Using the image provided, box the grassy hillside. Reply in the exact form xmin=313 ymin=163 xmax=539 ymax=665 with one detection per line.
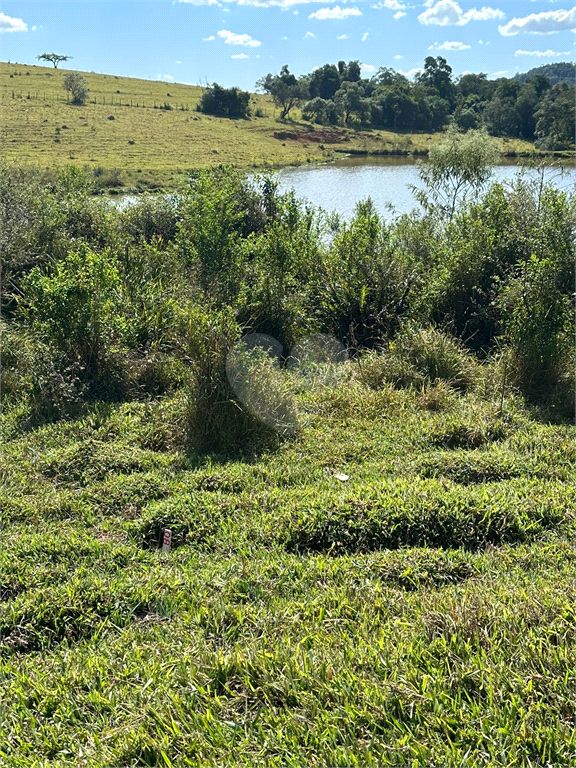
xmin=0 ymin=62 xmax=537 ymax=192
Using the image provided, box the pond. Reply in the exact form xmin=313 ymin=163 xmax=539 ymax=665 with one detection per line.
xmin=276 ymin=156 xmax=576 ymax=220
xmin=113 ymin=157 xmax=575 ymax=219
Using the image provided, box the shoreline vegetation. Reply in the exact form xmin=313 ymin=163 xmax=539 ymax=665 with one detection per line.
xmin=1 ymin=61 xmax=573 ymax=195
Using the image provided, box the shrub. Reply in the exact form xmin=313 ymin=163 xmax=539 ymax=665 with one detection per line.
xmin=179 ymin=307 xmax=290 ymax=455
xmin=357 ymin=326 xmax=479 ymax=391
xmin=120 ymin=195 xmax=181 ymax=244
xmin=63 ymin=73 xmax=89 ymax=105
xmin=21 ymin=246 xmax=127 ymax=393
xmin=197 ymin=83 xmax=251 ymax=119
xmin=0 ymin=322 xmax=85 ymax=420
xmin=311 ymin=200 xmax=419 ymax=348
xmin=500 ymin=255 xmax=573 ymax=400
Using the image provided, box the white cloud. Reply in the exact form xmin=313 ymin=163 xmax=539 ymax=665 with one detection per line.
xmin=393 ymin=11 xmax=406 ymax=18
xmin=176 ymin=60 xmax=182 ymax=64
xmin=399 ymin=67 xmax=425 ymax=78
xmin=203 ymin=35 xmax=216 ymax=40
xmin=361 ymin=63 xmax=377 ymax=73
xmin=309 ymin=5 xmax=362 ymax=19
xmin=428 ymin=40 xmax=471 ymax=49
xmin=156 ymin=74 xmax=174 ymax=81
xmin=180 ymin=0 xmax=351 ymax=5
xmin=281 ymin=35 xmax=288 ymax=38
xmin=336 ymin=33 xmax=349 ymax=38
xmin=232 ymin=53 xmax=249 ymax=58
xmin=492 ymin=69 xmax=508 ymax=75
xmin=217 ymin=29 xmax=261 ymax=46
xmin=515 ymin=48 xmax=573 ymax=56
xmin=418 ymin=1 xmax=504 ymax=26
xmin=394 ymin=54 xmax=403 ymax=58
xmin=499 ymin=7 xmax=576 ymax=36
xmin=372 ymin=0 xmax=405 ymax=9
xmin=0 ymin=12 xmax=28 ymax=33
xmin=362 ymin=31 xmax=369 ymax=40
xmin=304 ymin=30 xmax=316 ymax=36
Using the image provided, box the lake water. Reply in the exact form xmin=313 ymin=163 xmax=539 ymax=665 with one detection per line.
xmin=114 ymin=158 xmax=575 ymax=219
xmin=276 ymin=157 xmax=576 ymax=220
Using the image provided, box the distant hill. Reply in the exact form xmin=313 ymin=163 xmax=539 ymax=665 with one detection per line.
xmin=515 ymin=62 xmax=575 ymax=86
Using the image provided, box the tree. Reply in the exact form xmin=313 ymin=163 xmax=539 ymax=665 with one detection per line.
xmin=63 ymin=73 xmax=89 ymax=105
xmin=484 ymin=96 xmax=520 ymax=138
xmin=335 ymin=81 xmax=371 ymax=124
xmin=37 ymin=53 xmax=71 ymax=69
xmin=534 ymin=83 xmax=576 ymax=149
xmin=416 ymin=126 xmax=499 ymax=219
xmin=308 ymin=64 xmax=341 ymax=100
xmin=302 ymin=97 xmax=329 ymax=123
xmin=417 ymin=56 xmax=455 ymax=107
xmin=373 ymin=67 xmax=408 ymax=88
xmin=346 ymin=60 xmax=362 ymax=83
xmin=256 ymin=66 xmax=309 ymax=119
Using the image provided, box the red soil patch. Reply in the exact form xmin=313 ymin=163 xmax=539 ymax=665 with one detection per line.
xmin=273 ymin=130 xmax=346 ymax=144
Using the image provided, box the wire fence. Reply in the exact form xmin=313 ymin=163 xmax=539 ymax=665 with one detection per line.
xmin=5 ymin=90 xmax=195 ymax=111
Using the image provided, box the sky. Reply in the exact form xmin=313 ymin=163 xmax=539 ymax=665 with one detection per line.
xmin=0 ymin=1 xmax=574 ymax=89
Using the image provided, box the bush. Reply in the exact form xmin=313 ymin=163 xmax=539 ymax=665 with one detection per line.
xmin=179 ymin=307 xmax=291 ymax=455
xmin=500 ymin=255 xmax=573 ymax=400
xmin=120 ymin=195 xmax=181 ymax=244
xmin=310 ymin=200 xmax=419 ymax=348
xmin=197 ymin=83 xmax=251 ymax=119
xmin=21 ymin=246 xmax=127 ymax=391
xmin=63 ymin=73 xmax=89 ymax=105
xmin=357 ymin=326 xmax=479 ymax=391
xmin=0 ymin=322 xmax=85 ymax=420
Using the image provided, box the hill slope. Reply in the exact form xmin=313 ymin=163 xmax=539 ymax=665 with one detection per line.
xmin=1 ymin=63 xmax=536 ymax=192
xmin=515 ymin=61 xmax=575 ymax=85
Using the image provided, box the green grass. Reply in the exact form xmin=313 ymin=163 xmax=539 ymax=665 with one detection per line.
xmin=2 ymin=374 xmax=574 ymax=766
xmin=0 ymin=62 xmax=540 ymax=193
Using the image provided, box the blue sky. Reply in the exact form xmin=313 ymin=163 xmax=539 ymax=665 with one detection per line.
xmin=0 ymin=1 xmax=574 ymax=89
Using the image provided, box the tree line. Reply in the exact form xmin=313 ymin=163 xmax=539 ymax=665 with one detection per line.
xmin=198 ymin=57 xmax=575 ymax=150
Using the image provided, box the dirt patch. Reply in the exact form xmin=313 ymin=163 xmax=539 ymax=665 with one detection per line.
xmin=273 ymin=130 xmax=345 ymax=144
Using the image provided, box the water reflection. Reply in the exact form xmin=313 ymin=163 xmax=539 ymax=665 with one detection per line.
xmin=276 ymin=158 xmax=575 ymax=220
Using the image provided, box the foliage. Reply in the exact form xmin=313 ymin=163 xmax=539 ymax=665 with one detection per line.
xmin=500 ymin=254 xmax=573 ymax=398
xmin=534 ymin=83 xmax=576 ymax=150
xmin=257 ymin=65 xmax=309 ymax=119
xmin=63 ymin=72 xmax=89 ymax=105
xmin=21 ymin=246 xmax=126 ymax=385
xmin=417 ymin=126 xmax=499 ymax=218
xmin=197 ymin=83 xmax=251 ymax=119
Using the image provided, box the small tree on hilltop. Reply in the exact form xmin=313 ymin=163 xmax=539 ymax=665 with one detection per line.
xmin=63 ymin=73 xmax=89 ymax=105
xmin=37 ymin=53 xmax=72 ymax=69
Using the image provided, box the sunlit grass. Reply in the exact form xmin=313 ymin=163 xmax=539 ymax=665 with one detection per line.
xmin=2 ymin=377 xmax=574 ymax=766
